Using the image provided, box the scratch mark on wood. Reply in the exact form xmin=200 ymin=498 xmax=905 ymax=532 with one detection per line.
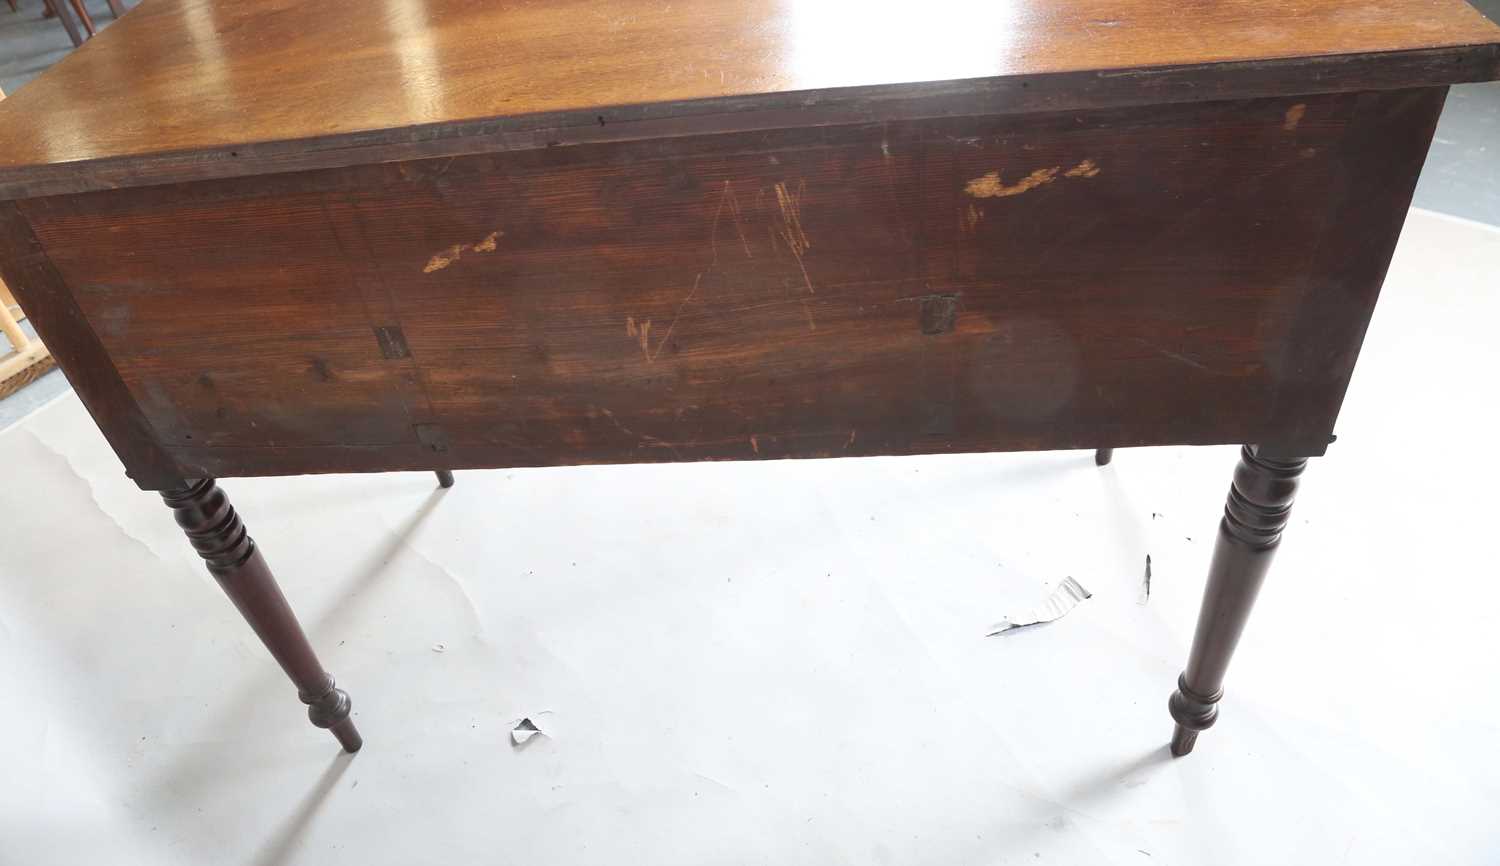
xmin=423 ymin=230 xmax=503 ymax=273
xmin=598 ymin=406 xmax=682 ymax=458
xmin=719 ymin=180 xmax=753 ymax=259
xmin=750 ymin=435 xmax=759 ymax=455
xmin=801 ymin=298 xmax=817 ymax=331
xmin=774 ymin=180 xmax=811 ymax=258
xmin=629 ymin=177 xmax=768 ymax=363
xmin=626 ymin=315 xmax=653 ymax=362
xmin=1064 ymin=159 xmax=1102 ymax=178
xmin=647 ymin=272 xmax=703 ymax=363
xmin=774 ymin=180 xmax=815 ymax=295
xmin=845 ymin=430 xmax=857 ymax=450
xmin=963 ymin=203 xmax=984 ymax=234
xmin=1132 ymin=337 xmax=1212 ymax=372
xmin=374 ymin=325 xmax=412 ymax=359
xmin=1283 ymin=103 xmax=1307 ymax=131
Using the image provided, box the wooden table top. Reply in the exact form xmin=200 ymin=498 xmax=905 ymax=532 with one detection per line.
xmin=0 ymin=0 xmax=1497 ymax=197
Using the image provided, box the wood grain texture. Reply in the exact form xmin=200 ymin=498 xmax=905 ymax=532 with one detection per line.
xmin=0 ymin=0 xmax=1494 ymax=197
xmin=7 ymin=88 xmax=1444 ymax=487
xmin=0 ymin=202 xmax=180 ymax=485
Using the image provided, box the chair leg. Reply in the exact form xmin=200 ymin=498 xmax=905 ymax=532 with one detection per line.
xmin=67 ymin=0 xmax=95 ymax=36
xmin=106 ymin=0 xmax=127 ymax=17
xmin=43 ymin=0 xmax=85 ymax=46
xmin=435 ymin=470 xmax=455 ymax=488
xmin=161 ymin=478 xmax=362 ymax=752
xmin=1168 ymin=445 xmax=1308 ymax=756
xmin=6 ymin=0 xmax=19 ymax=14
xmin=1094 ymin=448 xmax=1114 ymax=466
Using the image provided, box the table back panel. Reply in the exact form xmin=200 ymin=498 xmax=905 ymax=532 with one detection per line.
xmin=0 ymin=88 xmax=1444 ymax=487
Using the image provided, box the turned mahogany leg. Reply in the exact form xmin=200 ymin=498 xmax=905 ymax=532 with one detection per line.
xmin=1094 ymin=448 xmax=1114 ymax=466
xmin=1169 ymin=445 xmax=1307 ymax=756
xmin=161 ymin=478 xmax=362 ymax=752
xmin=435 ymin=470 xmax=455 ymax=488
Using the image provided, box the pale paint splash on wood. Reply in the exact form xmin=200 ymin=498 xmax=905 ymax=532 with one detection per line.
xmin=423 ymin=230 xmax=502 ymax=273
xmin=965 ymin=160 xmax=1101 ymax=198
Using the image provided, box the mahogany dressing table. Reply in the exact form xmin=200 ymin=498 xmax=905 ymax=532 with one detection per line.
xmin=1 ymin=0 xmax=1497 ymax=758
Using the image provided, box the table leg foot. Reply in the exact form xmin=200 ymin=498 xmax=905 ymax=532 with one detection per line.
xmin=1094 ymin=448 xmax=1114 ymax=466
xmin=1168 ymin=445 xmax=1307 ymax=755
xmin=1169 ymin=724 xmax=1198 ymax=757
xmin=435 ymin=470 xmax=455 ymax=488
xmin=160 ymin=478 xmax=362 ymax=752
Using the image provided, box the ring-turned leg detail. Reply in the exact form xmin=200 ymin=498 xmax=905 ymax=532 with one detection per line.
xmin=1095 ymin=448 xmax=1114 ymax=466
xmin=1169 ymin=445 xmax=1307 ymax=756
xmin=299 ymin=673 xmax=360 ymax=749
xmin=160 ymin=478 xmax=363 ymax=752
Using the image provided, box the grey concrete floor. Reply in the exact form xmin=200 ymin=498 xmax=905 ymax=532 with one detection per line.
xmin=1 ymin=0 xmax=1498 ymax=427
xmin=1417 ymin=0 xmax=1500 ymax=224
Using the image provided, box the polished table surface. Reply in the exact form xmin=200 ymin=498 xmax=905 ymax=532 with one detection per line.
xmin=0 ymin=0 xmax=1498 ymax=196
xmin=0 ymin=0 xmax=1497 ymax=759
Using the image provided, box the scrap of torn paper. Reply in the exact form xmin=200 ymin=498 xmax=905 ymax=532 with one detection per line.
xmin=986 ymin=576 xmax=1093 ymax=636
xmin=511 ymin=717 xmax=544 ymax=746
xmin=510 ymin=711 xmax=558 ymax=747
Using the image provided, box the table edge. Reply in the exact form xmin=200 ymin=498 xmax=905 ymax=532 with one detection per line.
xmin=1 ymin=43 xmax=1496 ymax=201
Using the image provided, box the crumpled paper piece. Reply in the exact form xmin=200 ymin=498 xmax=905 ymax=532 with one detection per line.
xmin=987 ymin=576 xmax=1093 ymax=636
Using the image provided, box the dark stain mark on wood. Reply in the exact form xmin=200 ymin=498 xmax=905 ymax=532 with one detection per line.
xmin=920 ymin=294 xmax=959 ymax=335
xmin=309 ymin=358 xmax=334 ymax=382
xmin=374 ymin=326 xmax=411 ymax=359
xmin=413 ymin=423 xmax=449 ymax=453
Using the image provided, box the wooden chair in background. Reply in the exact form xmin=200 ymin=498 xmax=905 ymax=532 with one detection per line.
xmin=67 ymin=0 xmax=96 ymax=40
xmin=0 ymin=277 xmax=54 ymax=399
xmin=0 ymin=85 xmax=56 ymax=398
xmin=39 ymin=0 xmax=130 ymax=48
